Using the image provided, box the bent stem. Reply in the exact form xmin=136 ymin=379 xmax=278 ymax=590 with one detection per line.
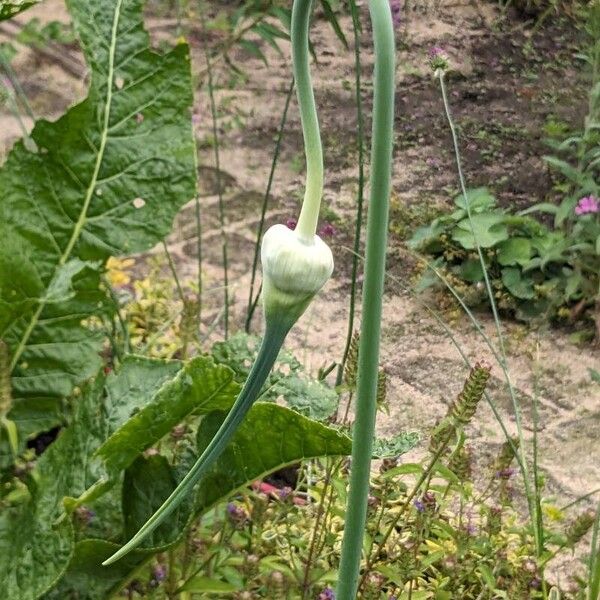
xmin=336 ymin=1 xmax=395 ymax=598
xmin=292 ymin=0 xmax=324 ymax=241
xmin=102 ymin=321 xmax=289 ymax=565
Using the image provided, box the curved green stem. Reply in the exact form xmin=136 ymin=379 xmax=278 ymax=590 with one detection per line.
xmin=102 ymin=321 xmax=289 ymax=565
xmin=292 ymin=0 xmax=323 ymax=241
xmin=336 ymin=1 xmax=395 ymax=597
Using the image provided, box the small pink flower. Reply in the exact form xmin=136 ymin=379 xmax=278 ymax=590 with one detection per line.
xmin=319 ymin=222 xmax=337 ymax=237
xmin=575 ymin=195 xmax=600 ymax=216
xmin=286 ymin=218 xmax=297 ymax=230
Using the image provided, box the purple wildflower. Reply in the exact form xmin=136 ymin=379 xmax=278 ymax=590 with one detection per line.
xmin=413 ymin=499 xmax=425 ymax=513
xmin=152 ymin=565 xmax=167 ymax=582
xmin=496 ymin=467 xmax=515 ymax=480
xmin=575 ymin=195 xmax=599 ymax=216
xmin=428 ymin=46 xmax=450 ymax=72
xmin=319 ymin=222 xmax=337 ymax=237
xmin=278 ymin=486 xmax=292 ymax=500
xmin=389 ymin=0 xmax=401 ymax=28
xmin=318 ymin=587 xmax=336 ymax=600
xmin=226 ymin=502 xmax=249 ymax=524
xmin=286 ymin=217 xmax=297 ymax=231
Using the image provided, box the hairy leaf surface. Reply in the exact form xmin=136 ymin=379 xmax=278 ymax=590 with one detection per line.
xmin=0 ymin=0 xmax=196 ymax=445
xmin=96 ymin=356 xmax=241 ymax=473
xmin=194 ymin=403 xmax=352 ymax=514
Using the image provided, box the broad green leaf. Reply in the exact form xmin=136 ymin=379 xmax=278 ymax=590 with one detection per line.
xmin=211 ymin=332 xmax=337 ymax=420
xmin=459 ymin=258 xmax=484 ymax=282
xmin=193 ymin=403 xmax=352 ymax=515
xmin=270 ymin=375 xmax=338 ymax=420
xmin=44 ymin=539 xmax=157 ymax=600
xmin=372 ymin=431 xmax=420 ymax=458
xmin=96 ymin=356 xmax=241 ymax=474
xmin=453 ymin=187 xmax=496 ymax=212
xmin=123 ymin=455 xmax=194 ymax=548
xmin=45 ymin=371 xmax=352 ymax=598
xmin=0 ymin=356 xmax=180 ymax=600
xmin=452 ymin=214 xmax=509 ymax=249
xmin=497 ymin=238 xmax=532 ymax=266
xmin=0 ymin=0 xmax=39 ymax=20
xmin=501 ymin=267 xmax=535 ymax=300
xmin=0 ymin=0 xmax=196 ymax=444
xmin=179 ymin=576 xmax=242 ymax=593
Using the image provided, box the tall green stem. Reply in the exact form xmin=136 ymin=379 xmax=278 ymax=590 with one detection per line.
xmin=336 ymin=1 xmax=395 ymax=597
xmin=336 ymin=0 xmax=365 ymax=387
xmin=103 ymin=320 xmax=289 ymax=565
xmin=292 ymin=0 xmax=324 ymax=241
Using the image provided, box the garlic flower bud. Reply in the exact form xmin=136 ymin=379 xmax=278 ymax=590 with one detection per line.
xmin=261 ymin=224 xmax=333 ymax=328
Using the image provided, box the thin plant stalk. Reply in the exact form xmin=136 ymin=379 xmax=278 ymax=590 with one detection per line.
xmin=0 ymin=77 xmax=33 ymax=145
xmin=195 ymin=192 xmax=202 ymax=331
xmin=589 ymin=502 xmax=600 ymax=600
xmin=102 ymin=275 xmax=131 ymax=356
xmin=103 ymin=320 xmax=290 ymax=565
xmin=336 ymin=1 xmax=395 ymax=597
xmin=0 ymin=52 xmax=35 ymax=121
xmin=437 ymin=71 xmax=540 ymax=553
xmin=162 ymin=241 xmax=186 ymax=304
xmin=204 ymin=33 xmax=230 ymax=338
xmin=245 ymin=78 xmax=295 ymax=333
xmin=336 ymin=0 xmax=366 ymax=387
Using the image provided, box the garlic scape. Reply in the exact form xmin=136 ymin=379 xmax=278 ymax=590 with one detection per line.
xmin=103 ymin=0 xmax=331 ymax=566
xmin=262 ymin=224 xmax=333 ymax=329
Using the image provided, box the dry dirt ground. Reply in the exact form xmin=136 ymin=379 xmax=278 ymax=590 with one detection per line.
xmin=1 ymin=0 xmax=599 ymax=580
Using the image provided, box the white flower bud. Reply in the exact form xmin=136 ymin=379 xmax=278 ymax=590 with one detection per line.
xmin=261 ymin=224 xmax=333 ymax=327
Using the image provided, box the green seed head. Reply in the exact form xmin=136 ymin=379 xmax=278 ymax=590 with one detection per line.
xmin=261 ymin=224 xmax=333 ymax=328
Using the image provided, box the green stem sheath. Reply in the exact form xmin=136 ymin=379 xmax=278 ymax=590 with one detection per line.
xmin=336 ymin=1 xmax=395 ymax=597
xmin=292 ymin=0 xmax=324 ymax=241
xmin=102 ymin=320 xmax=289 ymax=565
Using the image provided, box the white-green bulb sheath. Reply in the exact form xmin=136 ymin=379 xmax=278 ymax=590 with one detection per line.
xmin=292 ymin=0 xmax=324 ymax=242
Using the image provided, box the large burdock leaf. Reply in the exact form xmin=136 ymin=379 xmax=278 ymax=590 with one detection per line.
xmin=96 ymin=356 xmax=241 ymax=474
xmin=0 ymin=356 xmax=181 ymax=600
xmin=47 ymin=394 xmax=354 ymax=598
xmin=0 ymin=0 xmax=196 ymax=447
xmin=194 ymin=403 xmax=352 ymax=514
